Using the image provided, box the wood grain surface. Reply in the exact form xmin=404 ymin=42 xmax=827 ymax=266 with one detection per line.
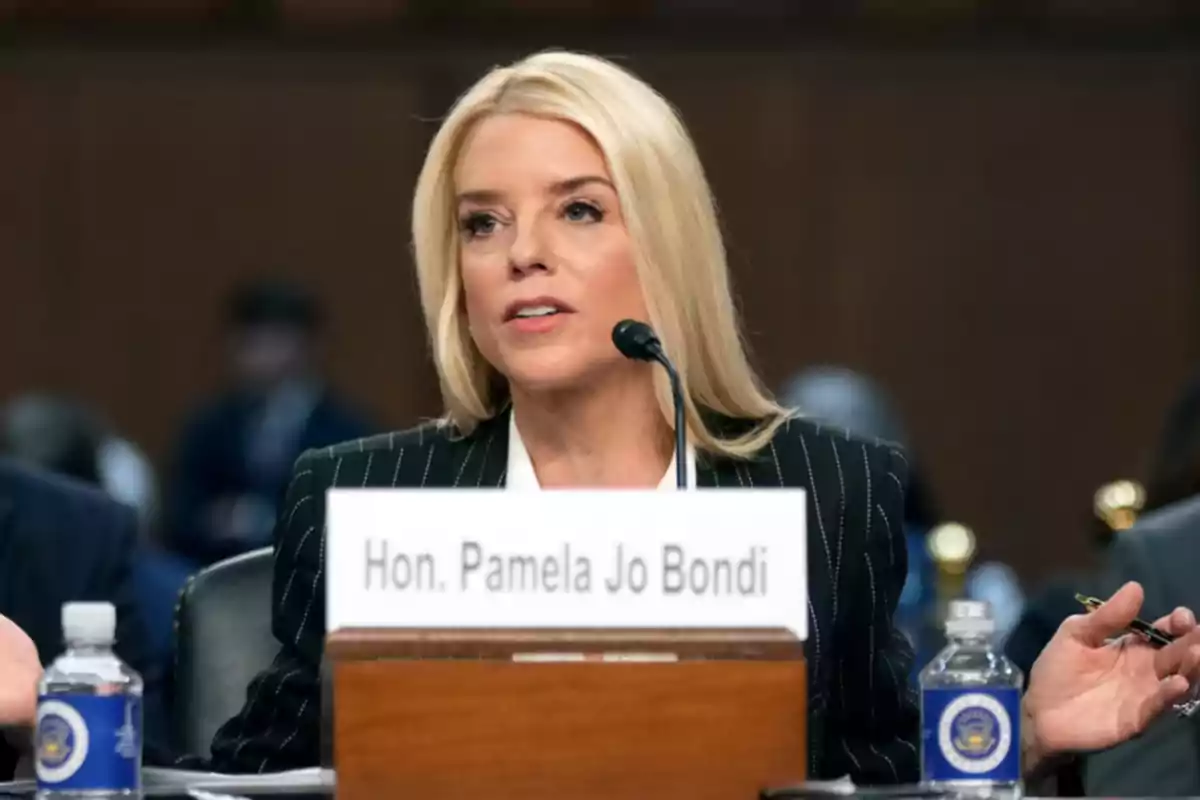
xmin=329 ymin=628 xmax=808 ymax=799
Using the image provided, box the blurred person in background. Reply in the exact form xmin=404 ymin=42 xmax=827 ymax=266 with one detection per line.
xmin=1 ymin=394 xmax=104 ymax=486
xmin=165 ymin=279 xmax=373 ymax=567
xmin=3 ymin=393 xmax=160 ymax=536
xmin=0 ymin=456 xmax=163 ymax=779
xmin=1 ymin=393 xmax=187 ymax=714
xmin=781 ymin=366 xmax=1025 ymax=673
xmin=98 ymin=435 xmax=160 ymax=538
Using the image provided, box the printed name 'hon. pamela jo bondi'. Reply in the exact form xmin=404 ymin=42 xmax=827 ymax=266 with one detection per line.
xmin=361 ymin=538 xmax=769 ymax=596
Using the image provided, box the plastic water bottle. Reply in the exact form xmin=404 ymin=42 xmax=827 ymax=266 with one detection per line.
xmin=920 ymin=599 xmax=1023 ymax=795
xmin=35 ymin=602 xmax=142 ymax=799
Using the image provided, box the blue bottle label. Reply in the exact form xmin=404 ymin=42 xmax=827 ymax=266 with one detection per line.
xmin=921 ymin=687 xmax=1020 ymax=782
xmin=35 ymin=694 xmax=141 ymax=791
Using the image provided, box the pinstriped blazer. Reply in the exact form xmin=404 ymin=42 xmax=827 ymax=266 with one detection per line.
xmin=194 ymin=409 xmax=919 ymax=783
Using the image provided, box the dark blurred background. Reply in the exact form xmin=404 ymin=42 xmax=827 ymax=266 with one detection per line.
xmin=3 ymin=0 xmax=1199 ymax=588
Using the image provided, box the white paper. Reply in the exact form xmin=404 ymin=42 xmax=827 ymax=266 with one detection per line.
xmin=0 ymin=768 xmax=332 ymax=797
xmin=144 ymin=766 xmax=333 ymax=792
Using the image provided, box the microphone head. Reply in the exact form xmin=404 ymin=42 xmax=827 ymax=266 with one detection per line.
xmin=611 ymin=319 xmax=661 ymax=361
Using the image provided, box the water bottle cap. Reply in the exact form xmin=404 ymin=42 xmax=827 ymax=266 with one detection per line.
xmin=62 ymin=602 xmax=116 ymax=645
xmin=945 ymin=599 xmax=995 ymax=636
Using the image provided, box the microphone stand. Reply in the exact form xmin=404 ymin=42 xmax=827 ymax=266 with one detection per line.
xmin=648 ymin=344 xmax=688 ymax=490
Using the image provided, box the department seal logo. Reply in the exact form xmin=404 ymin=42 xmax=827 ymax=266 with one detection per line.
xmin=35 ymin=700 xmax=90 ymax=783
xmin=936 ymin=692 xmax=1012 ymax=774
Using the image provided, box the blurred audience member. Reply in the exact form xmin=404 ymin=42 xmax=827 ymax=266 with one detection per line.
xmin=98 ymin=436 xmax=159 ymax=538
xmin=3 ymin=393 xmax=161 ymax=537
xmin=781 ymin=367 xmax=908 ymax=444
xmin=1 ymin=394 xmax=103 ymax=484
xmin=965 ymin=562 xmax=1025 ymax=642
xmin=0 ymin=457 xmax=163 ymax=778
xmin=1 ymin=392 xmax=187 ymax=704
xmin=781 ymin=366 xmax=1024 ymax=671
xmin=1083 ymin=493 xmax=1200 ymax=795
xmin=166 ymin=279 xmax=373 ymax=567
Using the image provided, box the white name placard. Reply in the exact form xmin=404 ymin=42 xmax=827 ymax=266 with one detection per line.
xmin=326 ymin=489 xmax=808 ymax=640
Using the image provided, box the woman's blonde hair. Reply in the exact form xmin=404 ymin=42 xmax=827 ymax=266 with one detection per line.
xmin=412 ymin=50 xmax=789 ymax=458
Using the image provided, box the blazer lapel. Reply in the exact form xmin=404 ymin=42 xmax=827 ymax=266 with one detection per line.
xmin=442 ymin=409 xmax=510 ymax=489
xmin=475 ymin=413 xmax=510 ymax=488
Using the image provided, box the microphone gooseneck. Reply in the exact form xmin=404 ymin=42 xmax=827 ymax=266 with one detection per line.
xmin=611 ymin=319 xmax=687 ymax=489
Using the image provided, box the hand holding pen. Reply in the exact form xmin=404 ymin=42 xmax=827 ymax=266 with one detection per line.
xmin=1022 ymin=581 xmax=1200 ymax=763
xmin=1075 ymin=590 xmax=1200 ymax=717
xmin=1075 ymin=593 xmax=1178 ymax=648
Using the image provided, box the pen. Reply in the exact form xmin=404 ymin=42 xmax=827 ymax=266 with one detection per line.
xmin=1075 ymin=593 xmax=1177 ymax=648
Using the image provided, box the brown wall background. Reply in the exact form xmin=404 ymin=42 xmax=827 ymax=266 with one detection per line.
xmin=1 ymin=41 xmax=1197 ymax=583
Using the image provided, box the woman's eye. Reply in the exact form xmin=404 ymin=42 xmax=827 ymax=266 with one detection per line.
xmin=563 ymin=201 xmax=603 ymax=224
xmin=460 ymin=212 xmax=498 ymax=238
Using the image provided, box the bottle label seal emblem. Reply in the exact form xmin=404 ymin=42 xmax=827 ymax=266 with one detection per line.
xmin=922 ymin=687 xmax=1020 ymax=782
xmin=35 ymin=695 xmax=140 ymax=791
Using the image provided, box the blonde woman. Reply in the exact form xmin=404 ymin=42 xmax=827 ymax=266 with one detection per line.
xmin=3 ymin=50 xmax=1200 ymax=785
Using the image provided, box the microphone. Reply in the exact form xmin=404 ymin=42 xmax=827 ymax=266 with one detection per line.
xmin=611 ymin=319 xmax=688 ymax=489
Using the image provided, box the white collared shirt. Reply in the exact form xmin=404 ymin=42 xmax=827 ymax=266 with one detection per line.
xmin=506 ymin=414 xmax=697 ymax=490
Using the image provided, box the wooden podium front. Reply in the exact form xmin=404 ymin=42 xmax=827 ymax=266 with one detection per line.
xmin=327 ymin=627 xmax=806 ymax=800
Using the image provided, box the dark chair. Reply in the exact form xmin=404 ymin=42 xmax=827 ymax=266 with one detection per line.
xmin=172 ymin=547 xmax=277 ymax=756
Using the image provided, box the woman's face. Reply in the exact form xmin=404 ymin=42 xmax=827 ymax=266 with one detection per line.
xmin=454 ymin=113 xmax=649 ymax=394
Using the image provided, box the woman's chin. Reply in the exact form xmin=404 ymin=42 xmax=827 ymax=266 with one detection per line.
xmin=506 ymin=368 xmax=590 ymax=396
xmin=501 ymin=356 xmax=597 ymax=396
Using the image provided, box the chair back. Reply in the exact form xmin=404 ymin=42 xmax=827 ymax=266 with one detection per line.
xmin=173 ymin=547 xmax=277 ymax=755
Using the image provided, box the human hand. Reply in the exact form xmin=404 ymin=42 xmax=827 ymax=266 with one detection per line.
xmin=0 ymin=614 xmax=41 ymax=728
xmin=1023 ymin=581 xmax=1200 ymax=765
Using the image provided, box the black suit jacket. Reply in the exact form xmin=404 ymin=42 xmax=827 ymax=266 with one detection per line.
xmin=193 ymin=411 xmax=918 ymax=783
xmin=0 ymin=458 xmax=159 ymax=779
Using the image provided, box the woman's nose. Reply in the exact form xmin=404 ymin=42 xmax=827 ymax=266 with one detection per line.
xmin=508 ymin=220 xmax=553 ymax=276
